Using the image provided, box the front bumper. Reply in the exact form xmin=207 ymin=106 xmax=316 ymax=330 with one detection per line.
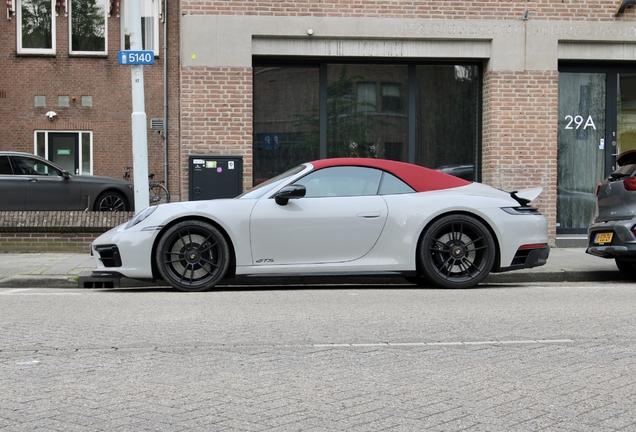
xmin=586 ymin=218 xmax=636 ymax=260
xmin=91 ymin=223 xmax=160 ymax=279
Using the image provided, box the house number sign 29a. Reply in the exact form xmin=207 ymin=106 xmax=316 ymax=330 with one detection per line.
xmin=564 ymin=115 xmax=597 ymax=130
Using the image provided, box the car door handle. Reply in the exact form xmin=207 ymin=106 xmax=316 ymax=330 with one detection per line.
xmin=357 ymin=212 xmax=381 ymax=218
xmin=26 ymin=178 xmax=39 ymax=182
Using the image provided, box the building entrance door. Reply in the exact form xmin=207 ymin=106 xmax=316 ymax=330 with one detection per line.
xmin=557 ymin=72 xmax=607 ymax=234
xmin=558 ymin=66 xmax=636 ymax=234
xmin=48 ymin=133 xmax=79 ymax=174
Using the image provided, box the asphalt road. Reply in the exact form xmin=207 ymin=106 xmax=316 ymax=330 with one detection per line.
xmin=1 ymin=282 xmax=635 ymax=431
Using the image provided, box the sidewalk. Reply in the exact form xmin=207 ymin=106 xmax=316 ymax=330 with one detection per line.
xmin=0 ymin=248 xmax=627 ymax=289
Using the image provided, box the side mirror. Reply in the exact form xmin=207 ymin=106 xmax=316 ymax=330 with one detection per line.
xmin=61 ymin=170 xmax=71 ymax=179
xmin=274 ymin=184 xmax=306 ymax=206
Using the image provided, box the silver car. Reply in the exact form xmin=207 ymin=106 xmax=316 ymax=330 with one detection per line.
xmin=0 ymin=152 xmax=134 ymax=211
xmin=587 ymin=150 xmax=636 ymax=278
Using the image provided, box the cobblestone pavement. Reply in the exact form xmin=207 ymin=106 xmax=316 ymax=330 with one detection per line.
xmin=1 ymin=283 xmax=635 ymax=431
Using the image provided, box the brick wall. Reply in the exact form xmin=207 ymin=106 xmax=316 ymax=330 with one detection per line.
xmin=0 ymin=212 xmax=133 ymax=253
xmin=0 ymin=1 xmax=181 ymax=197
xmin=181 ymin=0 xmax=635 ymax=22
xmin=180 ymin=67 xmax=253 ymax=198
xmin=482 ymin=70 xmax=559 ymax=239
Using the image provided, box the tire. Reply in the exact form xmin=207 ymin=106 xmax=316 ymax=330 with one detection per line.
xmin=149 ymin=183 xmax=170 ymax=206
xmin=95 ymin=191 xmax=129 ymax=212
xmin=156 ymin=220 xmax=230 ymax=292
xmin=418 ymin=214 xmax=495 ymax=289
xmin=615 ymin=259 xmax=636 ymax=281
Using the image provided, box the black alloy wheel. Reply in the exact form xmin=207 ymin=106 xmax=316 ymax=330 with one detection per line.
xmin=615 ymin=259 xmax=636 ymax=281
xmin=95 ymin=192 xmax=128 ymax=212
xmin=419 ymin=214 xmax=495 ymax=289
xmin=156 ymin=220 xmax=230 ymax=292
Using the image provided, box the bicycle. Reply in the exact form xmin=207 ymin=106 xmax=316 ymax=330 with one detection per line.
xmin=123 ymin=166 xmax=170 ymax=206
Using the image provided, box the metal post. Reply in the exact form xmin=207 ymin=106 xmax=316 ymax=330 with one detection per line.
xmin=128 ymin=0 xmax=149 ymax=213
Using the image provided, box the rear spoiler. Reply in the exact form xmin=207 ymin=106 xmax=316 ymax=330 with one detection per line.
xmin=510 ymin=187 xmax=542 ymax=206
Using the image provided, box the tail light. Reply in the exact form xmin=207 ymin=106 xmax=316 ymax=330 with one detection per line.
xmin=624 ymin=176 xmax=636 ymax=191
xmin=518 ymin=243 xmax=548 ymax=250
xmin=595 ymin=183 xmax=601 ymax=196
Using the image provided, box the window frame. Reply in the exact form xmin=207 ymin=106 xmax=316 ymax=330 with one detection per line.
xmin=16 ymin=0 xmax=56 ymax=55
xmin=356 ymin=81 xmax=377 ymax=113
xmin=252 ymin=59 xmax=483 ymax=183
xmin=68 ymin=0 xmax=109 ymax=56
xmin=35 ymin=130 xmax=93 ymax=175
xmin=380 ymin=82 xmax=403 ymax=115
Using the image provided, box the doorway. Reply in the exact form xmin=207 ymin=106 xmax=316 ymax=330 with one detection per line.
xmin=557 ymin=66 xmax=636 ymax=234
xmin=48 ymin=133 xmax=78 ymax=173
xmin=35 ymin=131 xmax=92 ymax=175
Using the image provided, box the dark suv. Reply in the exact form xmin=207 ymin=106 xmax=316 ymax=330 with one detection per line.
xmin=587 ymin=150 xmax=636 ymax=278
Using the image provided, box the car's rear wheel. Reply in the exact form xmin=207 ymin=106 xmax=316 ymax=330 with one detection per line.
xmin=615 ymin=259 xmax=636 ymax=281
xmin=156 ymin=220 xmax=230 ymax=292
xmin=95 ymin=191 xmax=129 ymax=212
xmin=418 ymin=214 xmax=495 ymax=289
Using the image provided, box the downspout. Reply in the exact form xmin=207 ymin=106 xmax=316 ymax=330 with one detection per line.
xmin=162 ymin=0 xmax=169 ymax=188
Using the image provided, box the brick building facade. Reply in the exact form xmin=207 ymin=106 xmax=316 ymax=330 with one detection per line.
xmin=1 ymin=0 xmax=181 ymax=199
xmin=4 ymin=1 xmax=636 ymax=248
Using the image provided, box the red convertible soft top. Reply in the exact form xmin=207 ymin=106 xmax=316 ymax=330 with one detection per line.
xmin=309 ymin=158 xmax=471 ymax=193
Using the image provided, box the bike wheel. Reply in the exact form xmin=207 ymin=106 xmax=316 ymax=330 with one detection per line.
xmin=149 ymin=183 xmax=170 ymax=205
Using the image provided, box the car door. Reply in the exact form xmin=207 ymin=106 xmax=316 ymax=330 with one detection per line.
xmin=249 ymin=166 xmax=389 ymax=265
xmin=0 ymin=155 xmax=26 ymax=210
xmin=14 ymin=155 xmax=83 ymax=211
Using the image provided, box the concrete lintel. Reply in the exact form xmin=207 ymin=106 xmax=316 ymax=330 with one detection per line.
xmin=559 ymin=41 xmax=636 ymax=61
xmin=181 ymin=15 xmax=636 ymax=70
xmin=252 ymin=37 xmax=491 ymax=61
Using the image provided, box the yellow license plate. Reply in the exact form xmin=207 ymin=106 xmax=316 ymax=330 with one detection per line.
xmin=594 ymin=232 xmax=613 ymax=244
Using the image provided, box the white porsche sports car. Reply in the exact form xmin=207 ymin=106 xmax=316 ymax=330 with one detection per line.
xmin=90 ymin=158 xmax=549 ymax=291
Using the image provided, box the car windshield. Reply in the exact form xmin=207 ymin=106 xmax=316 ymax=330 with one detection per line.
xmin=237 ymin=165 xmax=307 ymax=199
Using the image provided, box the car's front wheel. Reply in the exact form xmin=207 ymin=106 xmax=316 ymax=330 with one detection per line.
xmin=418 ymin=214 xmax=495 ymax=289
xmin=95 ymin=191 xmax=129 ymax=212
xmin=156 ymin=220 xmax=230 ymax=292
xmin=615 ymin=259 xmax=636 ymax=281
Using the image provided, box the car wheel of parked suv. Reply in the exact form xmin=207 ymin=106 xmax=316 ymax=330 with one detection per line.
xmin=615 ymin=259 xmax=636 ymax=281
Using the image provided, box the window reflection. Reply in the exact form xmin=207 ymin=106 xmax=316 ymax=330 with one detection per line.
xmin=253 ymin=66 xmax=320 ymax=186
xmin=253 ymin=62 xmax=480 ymax=184
xmin=70 ymin=0 xmax=107 ymax=53
xmin=327 ymin=65 xmax=408 ymax=160
xmin=415 ymin=65 xmax=479 ymax=180
xmin=20 ymin=0 xmax=53 ymax=50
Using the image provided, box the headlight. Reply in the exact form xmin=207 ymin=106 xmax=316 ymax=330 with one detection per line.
xmin=126 ymin=206 xmax=158 ymax=229
xmin=501 ymin=206 xmax=542 ymax=215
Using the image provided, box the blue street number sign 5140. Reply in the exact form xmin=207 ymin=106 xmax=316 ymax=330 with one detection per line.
xmin=118 ymin=50 xmax=155 ymax=65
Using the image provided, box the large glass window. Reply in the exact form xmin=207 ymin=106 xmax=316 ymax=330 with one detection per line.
xmin=327 ymin=64 xmax=408 ymax=160
xmin=121 ymin=0 xmax=160 ymax=54
xmin=415 ymin=65 xmax=480 ymax=180
xmin=253 ymin=61 xmax=481 ymax=184
xmin=70 ymin=0 xmax=108 ymax=54
xmin=17 ymin=0 xmax=55 ymax=54
xmin=253 ymin=66 xmax=320 ymax=185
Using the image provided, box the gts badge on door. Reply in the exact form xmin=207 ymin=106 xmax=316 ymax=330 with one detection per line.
xmin=256 ymin=258 xmax=274 ymax=264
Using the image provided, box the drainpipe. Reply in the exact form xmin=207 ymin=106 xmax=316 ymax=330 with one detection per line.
xmin=162 ymin=0 xmax=169 ymax=189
